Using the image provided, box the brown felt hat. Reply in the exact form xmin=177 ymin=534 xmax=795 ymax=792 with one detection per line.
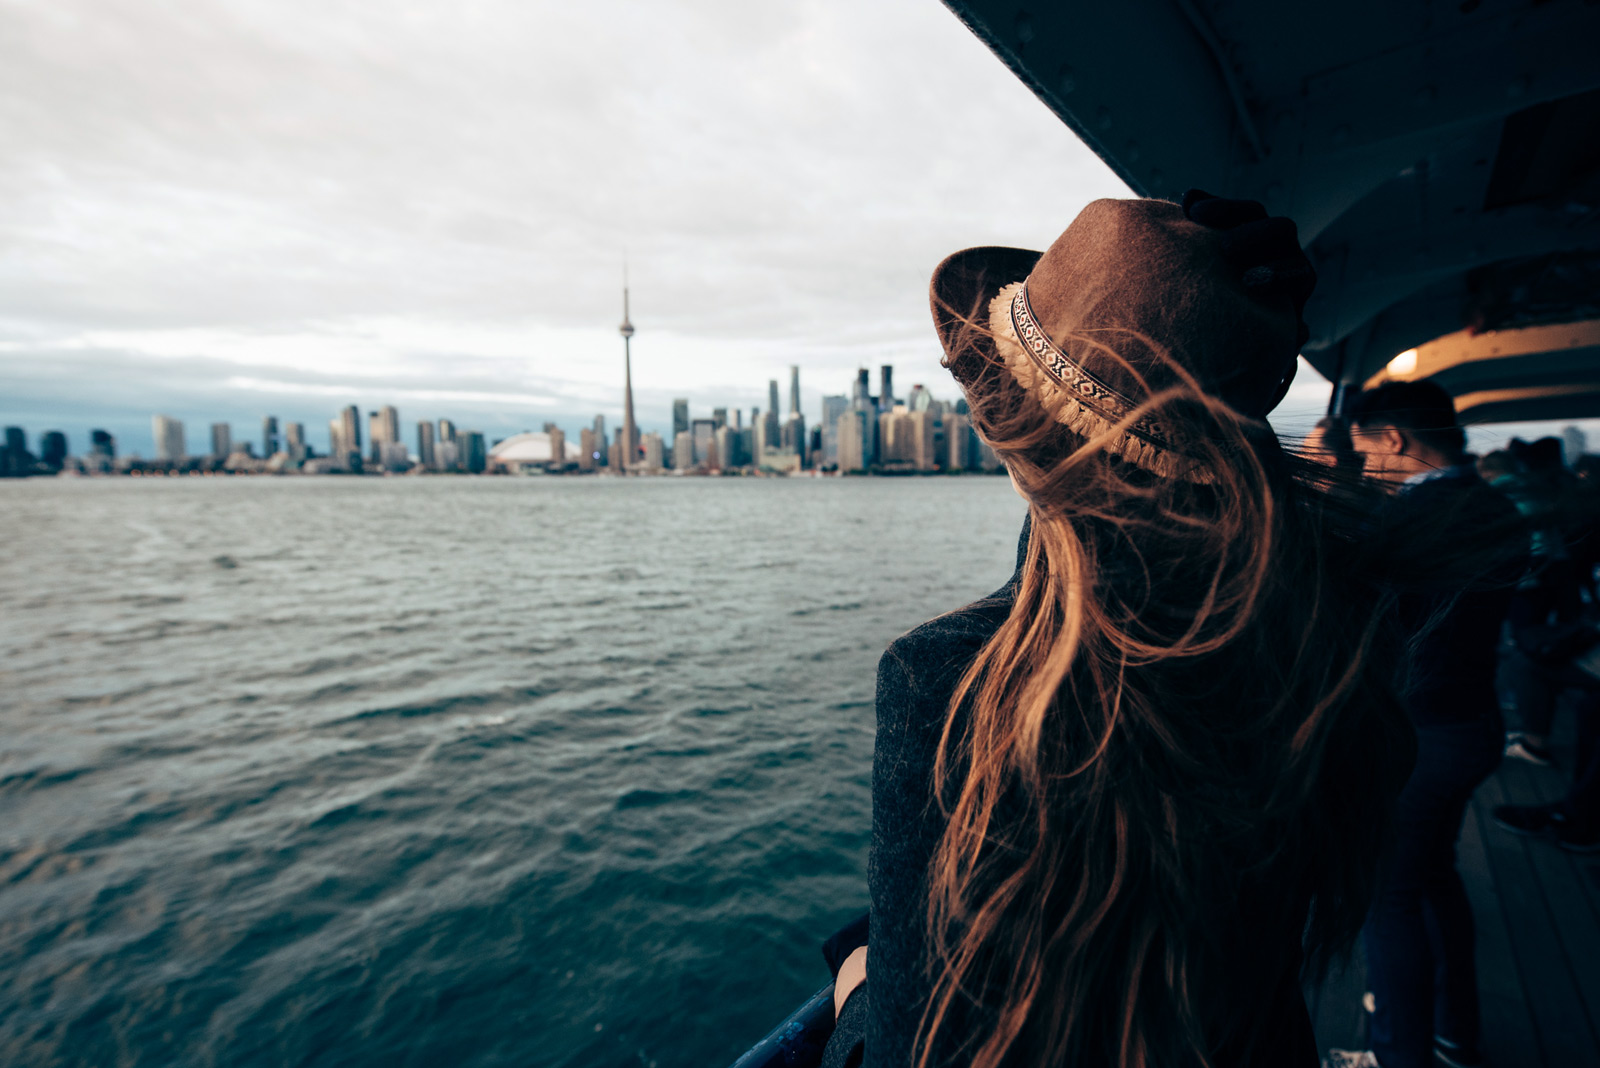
xmin=931 ymin=198 xmax=1302 ymax=480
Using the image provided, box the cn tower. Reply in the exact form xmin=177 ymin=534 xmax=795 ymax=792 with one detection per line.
xmin=619 ymin=268 xmax=637 ymax=474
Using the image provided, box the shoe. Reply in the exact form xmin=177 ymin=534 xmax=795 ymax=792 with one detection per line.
xmin=1322 ymin=1051 xmax=1379 ymax=1068
xmin=1435 ymin=1036 xmax=1483 ymax=1067
xmin=1493 ymin=803 xmax=1561 ymax=837
xmin=1504 ymin=734 xmax=1556 ymax=767
xmin=1557 ymin=822 xmax=1600 ymax=853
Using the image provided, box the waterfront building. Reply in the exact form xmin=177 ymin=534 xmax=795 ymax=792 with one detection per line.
xmin=416 ymin=421 xmax=436 ymax=469
xmin=328 ymin=418 xmax=345 ymax=463
xmin=907 ymin=384 xmax=932 ymax=412
xmin=262 ymin=416 xmax=280 ymax=456
xmin=459 ymin=431 xmax=487 ymax=474
xmin=641 ymin=431 xmax=664 ymax=471
xmin=837 ymin=409 xmax=869 ymax=472
xmin=438 ymin=418 xmax=457 ymax=445
xmin=789 ymin=365 xmax=801 ymax=416
xmin=40 ymin=431 xmax=66 ymax=471
xmin=577 ymin=427 xmax=598 ymax=471
xmin=285 ymin=422 xmax=308 ymax=464
xmin=1 ymin=427 xmax=32 ymax=476
xmin=543 ymin=423 xmax=567 ymax=469
xmin=854 ymin=367 xmax=872 ymax=405
xmin=712 ymin=407 xmax=728 ymax=429
xmin=781 ymin=413 xmax=806 ymax=466
xmin=368 ymin=406 xmax=399 ymax=465
xmin=674 ymin=430 xmax=695 ymax=471
xmin=820 ymin=395 xmax=848 ymax=465
xmin=590 ymin=415 xmax=606 ymax=467
xmin=910 ymin=409 xmax=936 ymax=471
xmin=607 ymin=437 xmax=624 ymax=472
xmin=152 ymin=415 xmax=186 ymax=462
xmin=90 ymin=429 xmax=115 ymax=460
xmin=339 ymin=406 xmax=362 ymax=468
xmin=210 ymin=422 xmax=232 ymax=460
xmin=379 ymin=441 xmax=409 ymax=471
xmin=672 ymin=398 xmax=690 ymax=442
xmin=945 ymin=413 xmax=970 ymax=471
xmin=880 ymin=365 xmax=895 ymax=413
xmin=765 ymin=381 xmax=782 ymax=449
xmin=691 ymin=418 xmax=717 ymax=467
xmin=713 ymin=425 xmax=737 ymax=470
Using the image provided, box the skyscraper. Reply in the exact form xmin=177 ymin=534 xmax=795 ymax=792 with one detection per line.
xmin=438 ymin=418 xmax=457 ymax=444
xmin=340 ymin=405 xmax=362 ymax=466
xmin=641 ymin=432 xmax=664 ymax=471
xmin=459 ymin=431 xmax=487 ymax=474
xmin=262 ymin=415 xmax=280 ymax=456
xmin=543 ymin=422 xmax=566 ymax=468
xmin=285 ymin=422 xmax=307 ymax=463
xmin=591 ymin=415 xmax=606 ymax=467
xmin=620 ymin=272 xmax=638 ymax=472
xmin=672 ymin=398 xmax=690 ymax=441
xmin=210 ymin=422 xmax=232 ymax=459
xmin=40 ymin=431 xmax=66 ymax=470
xmin=368 ymin=406 xmax=399 ymax=465
xmin=416 ymin=421 xmax=436 ymax=469
xmin=765 ymin=381 xmax=782 ymax=449
xmin=152 ymin=415 xmax=186 ymax=462
xmin=855 ymin=368 xmax=871 ymax=405
xmin=880 ymin=365 xmax=895 ymax=412
xmin=691 ymin=417 xmax=717 ymax=467
xmin=789 ymin=365 xmax=801 ymax=415
xmin=90 ymin=429 xmax=115 ymax=460
xmin=712 ymin=407 xmax=727 ymax=429
xmin=821 ymin=394 xmax=849 ymax=465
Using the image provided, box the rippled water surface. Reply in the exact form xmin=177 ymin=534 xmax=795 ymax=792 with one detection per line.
xmin=0 ymin=476 xmax=1024 ymax=1068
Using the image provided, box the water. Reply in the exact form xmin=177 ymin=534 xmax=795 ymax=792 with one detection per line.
xmin=0 ymin=476 xmax=1024 ymax=1068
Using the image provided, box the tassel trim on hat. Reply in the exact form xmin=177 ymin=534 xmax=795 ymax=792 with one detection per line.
xmin=988 ymin=282 xmax=1212 ymax=483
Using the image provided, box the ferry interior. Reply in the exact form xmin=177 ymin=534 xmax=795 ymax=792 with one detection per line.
xmin=732 ymin=1 xmax=1600 ymax=1065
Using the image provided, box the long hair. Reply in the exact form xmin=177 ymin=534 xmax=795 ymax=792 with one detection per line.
xmin=916 ymin=306 xmax=1503 ymax=1068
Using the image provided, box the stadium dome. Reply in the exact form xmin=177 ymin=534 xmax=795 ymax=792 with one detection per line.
xmin=487 ymin=432 xmax=575 ymax=465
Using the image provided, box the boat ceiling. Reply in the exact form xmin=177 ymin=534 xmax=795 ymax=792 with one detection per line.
xmin=940 ymin=0 xmax=1600 ymax=423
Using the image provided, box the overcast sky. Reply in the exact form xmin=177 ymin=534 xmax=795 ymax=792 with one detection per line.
xmin=0 ymin=0 xmax=1574 ymax=458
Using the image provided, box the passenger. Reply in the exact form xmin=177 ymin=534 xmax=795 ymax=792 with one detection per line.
xmin=1340 ymin=381 xmax=1521 ymax=1068
xmin=1494 ymin=457 xmax=1600 ymax=852
xmin=1499 ymin=436 xmax=1591 ymax=766
xmin=820 ymin=193 xmax=1439 ymax=1068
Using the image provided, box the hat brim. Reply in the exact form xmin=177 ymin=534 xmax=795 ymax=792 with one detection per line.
xmin=930 ymin=246 xmax=1042 ymax=391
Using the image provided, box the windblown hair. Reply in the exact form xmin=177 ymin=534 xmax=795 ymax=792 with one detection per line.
xmin=917 ymin=302 xmax=1508 ymax=1068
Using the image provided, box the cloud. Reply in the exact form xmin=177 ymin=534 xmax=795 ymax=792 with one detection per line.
xmin=0 ymin=0 xmax=1139 ymax=452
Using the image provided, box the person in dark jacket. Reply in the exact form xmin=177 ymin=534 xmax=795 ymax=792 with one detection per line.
xmin=1337 ymin=381 xmax=1521 ymax=1068
xmin=819 ymin=194 xmax=1454 ymax=1068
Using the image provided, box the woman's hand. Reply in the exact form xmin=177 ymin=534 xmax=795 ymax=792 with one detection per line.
xmin=833 ymin=945 xmax=867 ymax=1017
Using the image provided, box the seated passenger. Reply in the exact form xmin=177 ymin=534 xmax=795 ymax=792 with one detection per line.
xmin=821 ymin=194 xmax=1433 ymax=1068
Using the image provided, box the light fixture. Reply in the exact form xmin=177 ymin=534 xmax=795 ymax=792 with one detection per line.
xmin=1387 ymin=349 xmax=1418 ymax=375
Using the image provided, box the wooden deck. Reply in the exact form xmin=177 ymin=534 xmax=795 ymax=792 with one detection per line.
xmin=1309 ymin=737 xmax=1600 ymax=1066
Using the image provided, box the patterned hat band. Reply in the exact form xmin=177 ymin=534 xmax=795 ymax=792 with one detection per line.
xmin=991 ymin=282 xmax=1210 ymax=482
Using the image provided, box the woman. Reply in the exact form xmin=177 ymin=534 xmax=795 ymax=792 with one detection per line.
xmin=820 ymin=194 xmax=1453 ymax=1068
